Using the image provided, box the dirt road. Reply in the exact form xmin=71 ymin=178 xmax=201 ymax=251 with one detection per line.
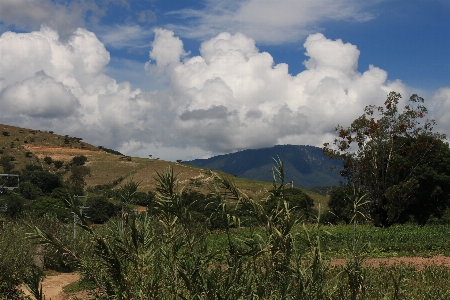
xmin=22 ymin=272 xmax=86 ymax=300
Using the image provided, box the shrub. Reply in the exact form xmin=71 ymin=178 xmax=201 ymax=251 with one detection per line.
xmin=43 ymin=156 xmax=53 ymax=165
xmin=53 ymin=160 xmax=64 ymax=169
xmin=86 ymin=195 xmax=117 ymax=223
xmin=71 ymin=155 xmax=87 ymax=166
xmin=28 ymin=197 xmax=71 ymax=222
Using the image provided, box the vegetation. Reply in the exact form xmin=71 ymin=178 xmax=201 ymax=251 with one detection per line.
xmin=324 ymin=92 xmax=450 ymax=226
xmin=0 ymin=93 xmax=450 ymax=299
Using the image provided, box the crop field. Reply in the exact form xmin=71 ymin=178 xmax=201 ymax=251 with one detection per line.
xmin=206 ymin=224 xmax=450 ymax=258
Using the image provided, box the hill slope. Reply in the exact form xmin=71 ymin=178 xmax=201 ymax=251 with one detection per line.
xmin=184 ymin=145 xmax=343 ymax=189
xmin=0 ymin=124 xmax=330 ymax=203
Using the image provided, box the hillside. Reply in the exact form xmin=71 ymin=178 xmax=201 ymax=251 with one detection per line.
xmin=184 ymin=145 xmax=344 ymax=189
xmin=0 ymin=124 xmax=328 ymax=205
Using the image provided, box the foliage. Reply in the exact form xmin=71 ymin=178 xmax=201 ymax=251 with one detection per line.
xmin=53 ymin=160 xmax=64 ymax=169
xmin=19 ymin=158 xmax=450 ymax=299
xmin=0 ymin=154 xmax=15 ymax=173
xmin=324 ymin=92 xmax=449 ymax=227
xmin=86 ymin=195 xmax=117 ymax=223
xmin=19 ymin=181 xmax=42 ymax=200
xmin=132 ymin=191 xmax=155 ymax=207
xmin=69 ymin=165 xmax=91 ymax=192
xmin=0 ymin=192 xmax=25 ymax=218
xmin=28 ymin=197 xmax=72 ymax=222
xmin=71 ymin=155 xmax=87 ymax=166
xmin=21 ymin=166 xmax=63 ymax=195
xmin=0 ymin=219 xmax=35 ymax=299
xmin=43 ymin=156 xmax=53 ymax=165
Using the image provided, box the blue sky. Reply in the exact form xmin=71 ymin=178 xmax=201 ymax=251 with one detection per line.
xmin=0 ymin=0 xmax=449 ymax=161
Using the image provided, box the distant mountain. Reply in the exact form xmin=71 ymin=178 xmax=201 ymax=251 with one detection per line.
xmin=184 ymin=145 xmax=344 ymax=189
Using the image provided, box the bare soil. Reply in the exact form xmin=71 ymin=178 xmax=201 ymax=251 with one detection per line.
xmin=332 ymin=255 xmax=450 ymax=270
xmin=21 ymin=272 xmax=89 ymax=300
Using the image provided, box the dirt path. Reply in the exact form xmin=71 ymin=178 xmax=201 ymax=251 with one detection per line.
xmin=22 ymin=272 xmax=87 ymax=300
xmin=332 ymin=255 xmax=450 ymax=270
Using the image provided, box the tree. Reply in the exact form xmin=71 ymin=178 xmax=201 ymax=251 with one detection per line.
xmin=0 ymin=193 xmax=25 ymax=218
xmin=0 ymin=155 xmax=14 ymax=173
xmin=23 ymin=168 xmax=63 ymax=195
xmin=396 ymin=136 xmax=450 ymax=224
xmin=29 ymin=197 xmax=71 ymax=222
xmin=86 ymin=195 xmax=117 ymax=223
xmin=43 ymin=156 xmax=53 ymax=165
xmin=324 ymin=92 xmax=448 ymax=226
xmin=71 ymin=155 xmax=87 ymax=166
xmin=69 ymin=165 xmax=91 ymax=192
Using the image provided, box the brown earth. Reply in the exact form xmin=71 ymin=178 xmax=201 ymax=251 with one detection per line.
xmin=21 ymin=272 xmax=89 ymax=300
xmin=22 ymin=145 xmax=103 ymax=163
xmin=332 ymin=255 xmax=450 ymax=270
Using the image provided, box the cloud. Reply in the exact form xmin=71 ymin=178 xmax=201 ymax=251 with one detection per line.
xmin=1 ymin=26 xmax=447 ymax=161
xmin=0 ymin=26 xmax=145 ymax=146
xmin=0 ymin=71 xmax=79 ymax=118
xmin=145 ymin=28 xmax=188 ymax=74
xmin=430 ymin=88 xmax=450 ymax=135
xmin=138 ymin=10 xmax=157 ymax=23
xmin=0 ymin=0 xmax=100 ymax=39
xmin=167 ymin=0 xmax=376 ymax=44
xmin=180 ymin=105 xmax=232 ymax=121
xmin=144 ymin=29 xmax=410 ymax=155
xmin=97 ymin=24 xmax=154 ymax=50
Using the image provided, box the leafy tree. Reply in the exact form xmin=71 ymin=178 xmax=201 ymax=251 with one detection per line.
xmin=71 ymin=155 xmax=87 ymax=166
xmin=53 ymin=160 xmax=64 ymax=169
xmin=24 ymin=168 xmax=63 ymax=194
xmin=43 ymin=156 xmax=53 ymax=165
xmin=69 ymin=165 xmax=91 ymax=192
xmin=264 ymin=187 xmax=314 ymax=221
xmin=324 ymin=92 xmax=448 ymax=226
xmin=133 ymin=191 xmax=156 ymax=207
xmin=18 ymin=181 xmax=42 ymax=200
xmin=28 ymin=197 xmax=71 ymax=222
xmin=0 ymin=155 xmax=14 ymax=173
xmin=0 ymin=193 xmax=25 ymax=218
xmin=86 ymin=195 xmax=117 ymax=223
xmin=396 ymin=136 xmax=450 ymax=225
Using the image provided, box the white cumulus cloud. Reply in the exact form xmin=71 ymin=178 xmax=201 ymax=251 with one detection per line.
xmin=1 ymin=26 xmax=448 ymax=161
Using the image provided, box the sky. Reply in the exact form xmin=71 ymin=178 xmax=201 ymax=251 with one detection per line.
xmin=0 ymin=0 xmax=449 ymax=161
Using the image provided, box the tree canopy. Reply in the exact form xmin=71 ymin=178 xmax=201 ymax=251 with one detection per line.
xmin=324 ymin=92 xmax=450 ymax=226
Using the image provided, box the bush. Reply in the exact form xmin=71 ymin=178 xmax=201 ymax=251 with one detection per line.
xmin=43 ymin=156 xmax=53 ymax=165
xmin=71 ymin=155 xmax=87 ymax=166
xmin=86 ymin=195 xmax=117 ymax=223
xmin=19 ymin=181 xmax=42 ymax=200
xmin=53 ymin=160 xmax=64 ymax=169
xmin=28 ymin=197 xmax=71 ymax=222
xmin=0 ymin=193 xmax=25 ymax=218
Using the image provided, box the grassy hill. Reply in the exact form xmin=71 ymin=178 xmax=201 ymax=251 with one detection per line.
xmin=0 ymin=123 xmax=328 ymax=207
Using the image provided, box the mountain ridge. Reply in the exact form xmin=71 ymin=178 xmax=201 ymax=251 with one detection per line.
xmin=185 ymin=145 xmax=343 ymax=189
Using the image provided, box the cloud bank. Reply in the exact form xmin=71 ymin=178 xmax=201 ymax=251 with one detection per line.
xmin=0 ymin=27 xmax=448 ymax=161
